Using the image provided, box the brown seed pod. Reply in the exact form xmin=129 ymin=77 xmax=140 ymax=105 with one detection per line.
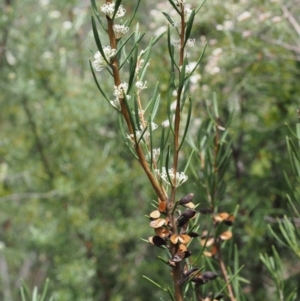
xmin=202 ymin=271 xmax=218 ymax=281
xmin=149 ymin=218 xmax=166 ymax=228
xmin=155 ymin=227 xmax=171 ymax=238
xmin=219 ymin=230 xmax=232 ymax=241
xmin=149 ymin=210 xmax=160 ymax=219
xmin=192 ymin=271 xmax=218 ymax=285
xmin=158 ymin=200 xmax=167 ymax=213
xmin=179 ymin=193 xmax=194 ymax=205
xmin=148 ymin=236 xmax=166 ymax=247
xmin=181 ymin=208 xmax=196 ymax=218
xmin=170 ymin=234 xmax=191 ymax=245
xmin=213 ymin=212 xmax=229 ymax=222
xmin=183 ymin=267 xmax=200 ymax=277
xmin=188 ymin=231 xmax=200 ymax=237
xmin=224 ymin=214 xmax=235 ymax=226
xmin=176 ymin=216 xmax=189 ymax=227
xmin=199 ymin=207 xmax=213 ymax=214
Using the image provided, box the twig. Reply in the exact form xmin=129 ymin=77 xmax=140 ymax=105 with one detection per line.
xmin=282 ymin=5 xmax=300 ymax=37
xmin=0 ymin=190 xmax=59 ymax=202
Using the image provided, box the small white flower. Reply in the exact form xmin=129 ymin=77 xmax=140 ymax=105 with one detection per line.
xmin=162 ymin=119 xmax=170 ymax=128
xmin=223 ymin=20 xmax=234 ymax=30
xmin=212 ymin=48 xmax=223 ymax=56
xmin=110 ymin=83 xmax=130 ymax=110
xmin=170 ymin=101 xmax=177 ymax=111
xmin=153 ymin=148 xmax=160 ymax=162
xmin=113 ymin=24 xmax=129 ymax=39
xmin=126 ymin=133 xmax=135 ymax=144
xmin=272 ymin=16 xmax=282 ymax=23
xmin=146 ymin=148 xmax=160 ymax=163
xmin=186 ymin=38 xmax=195 ymax=47
xmin=135 ymin=58 xmax=145 ymax=75
xmin=126 ymin=130 xmax=146 ymax=144
xmin=184 ymin=8 xmax=192 ymax=19
xmin=135 ymin=80 xmax=147 ymax=92
xmin=237 ymin=11 xmax=251 ymax=22
xmin=113 ymin=83 xmax=130 ymax=98
xmin=101 ymin=2 xmax=126 ymax=19
xmin=49 ymin=10 xmax=61 ymax=19
xmin=62 ymin=21 xmax=73 ymax=30
xmin=242 ymin=30 xmax=252 ymax=38
xmin=110 ymin=98 xmax=121 ymax=110
xmin=156 ymin=168 xmax=188 ymax=187
xmin=171 ymin=39 xmax=181 ymax=49
xmin=259 ymin=12 xmax=271 ymax=22
xmin=172 ymin=22 xmax=180 ymax=28
xmin=149 ymin=122 xmax=158 ymax=130
xmin=92 ymin=46 xmax=117 ymax=72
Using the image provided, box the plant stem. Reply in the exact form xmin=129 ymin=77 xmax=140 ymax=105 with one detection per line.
xmin=218 ymin=246 xmax=236 ymax=301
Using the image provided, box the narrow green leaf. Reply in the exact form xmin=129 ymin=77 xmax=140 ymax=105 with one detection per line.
xmin=119 ymin=34 xmax=145 ymax=69
xmin=167 ymin=26 xmax=179 ymax=71
xmin=127 ymin=47 xmax=139 ymax=93
xmin=20 ymin=287 xmax=27 ymax=301
xmin=233 ymin=245 xmax=240 ymax=300
xmin=142 ymin=275 xmax=167 ymax=291
xmin=185 ymin=43 xmax=207 ymax=80
xmin=166 ymin=287 xmax=176 ymax=301
xmin=162 ymin=12 xmax=175 ymax=26
xmin=89 ymin=60 xmax=110 ymax=102
xmin=126 ymin=0 xmax=141 ymax=27
xmin=123 ymin=95 xmax=137 ymax=143
xmin=112 ymin=0 xmax=123 ymax=20
xmin=179 ymin=56 xmax=188 ymax=89
xmin=150 ymin=92 xmax=161 ymax=120
xmin=195 ymin=0 xmax=207 ymax=14
xmin=91 ymin=15 xmax=110 ymax=66
xmin=119 ymin=116 xmax=139 ymax=160
xmin=218 ymin=265 xmax=244 ymax=296
xmin=285 ymin=123 xmax=300 ymax=140
xmin=20 ymin=280 xmax=31 ymax=300
xmin=184 ymin=9 xmax=195 ymax=45
xmin=32 ymin=286 xmax=38 ymax=301
xmin=157 ymin=256 xmax=170 ymax=265
xmin=168 ymin=0 xmax=181 ymax=14
xmin=90 ymin=0 xmax=107 ymax=31
xmin=165 ymin=145 xmax=173 ymax=187
xmin=268 ymin=224 xmax=289 ymax=247
xmin=137 ymin=126 xmax=148 ymax=145
xmin=40 ymin=279 xmax=50 ymax=301
xmin=178 ymin=97 xmax=192 ymax=151
xmin=152 ymin=31 xmax=166 ymax=45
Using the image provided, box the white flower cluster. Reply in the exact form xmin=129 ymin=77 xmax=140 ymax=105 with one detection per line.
xmin=156 ymin=167 xmax=188 ymax=187
xmin=126 ymin=122 xmax=158 ymax=144
xmin=171 ymin=39 xmax=181 ymax=49
xmin=92 ymin=46 xmax=116 ymax=72
xmin=113 ymin=24 xmax=129 ymax=39
xmin=171 ymin=36 xmax=195 ymax=51
xmin=135 ymin=80 xmax=147 ymax=93
xmin=110 ymin=83 xmax=130 ymax=110
xmin=100 ymin=2 xmax=126 ymax=19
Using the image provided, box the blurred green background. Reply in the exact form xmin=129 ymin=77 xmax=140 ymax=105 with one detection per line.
xmin=0 ymin=0 xmax=299 ymax=300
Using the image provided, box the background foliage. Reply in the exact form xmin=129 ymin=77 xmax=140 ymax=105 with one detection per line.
xmin=0 ymin=0 xmax=299 ymax=300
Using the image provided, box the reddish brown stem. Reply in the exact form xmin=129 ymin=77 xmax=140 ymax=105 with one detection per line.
xmin=169 ymin=4 xmax=187 ymax=301
xmin=105 ymin=3 xmax=167 ymax=203
xmin=218 ymin=245 xmax=236 ymax=301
